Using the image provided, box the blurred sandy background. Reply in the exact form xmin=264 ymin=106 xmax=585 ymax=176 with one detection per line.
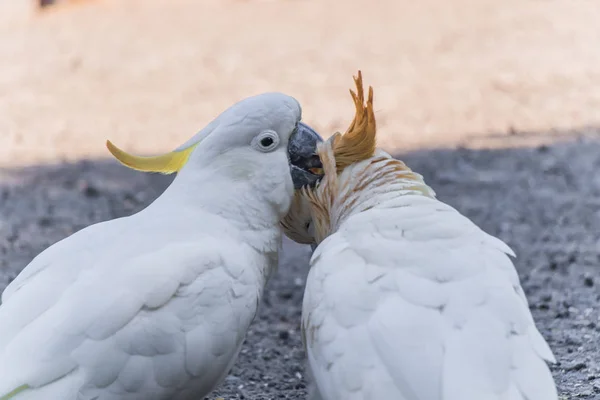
xmin=1 ymin=0 xmax=599 ymax=167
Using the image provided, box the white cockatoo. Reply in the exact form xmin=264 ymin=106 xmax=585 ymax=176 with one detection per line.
xmin=0 ymin=93 xmax=323 ymax=400
xmin=282 ymin=72 xmax=558 ymax=400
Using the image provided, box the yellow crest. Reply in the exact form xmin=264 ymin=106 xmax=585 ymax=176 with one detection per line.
xmin=332 ymin=70 xmax=377 ymax=174
xmin=105 ymin=140 xmax=198 ymax=174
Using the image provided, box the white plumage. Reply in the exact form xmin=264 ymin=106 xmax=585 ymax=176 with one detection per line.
xmin=285 ymin=73 xmax=558 ymax=400
xmin=303 ymin=186 xmax=557 ymax=400
xmin=1 ymin=213 xmax=266 ymax=399
xmin=0 ymin=92 xmax=321 ymax=399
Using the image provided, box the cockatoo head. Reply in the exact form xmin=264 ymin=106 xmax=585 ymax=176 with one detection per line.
xmin=281 ymin=71 xmax=377 ymax=244
xmin=105 ymin=92 xmax=324 ymax=193
xmin=282 ymin=71 xmax=434 ymax=245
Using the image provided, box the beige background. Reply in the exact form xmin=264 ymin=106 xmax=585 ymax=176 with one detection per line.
xmin=0 ymin=0 xmax=599 ymax=167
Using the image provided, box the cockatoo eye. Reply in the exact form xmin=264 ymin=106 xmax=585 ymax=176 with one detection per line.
xmin=260 ymin=137 xmax=274 ymax=147
xmin=252 ymin=130 xmax=280 ymax=153
xmin=306 ymin=220 xmax=315 ymax=237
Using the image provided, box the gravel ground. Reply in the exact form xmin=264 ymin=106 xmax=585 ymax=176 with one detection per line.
xmin=1 ymin=131 xmax=599 ymax=399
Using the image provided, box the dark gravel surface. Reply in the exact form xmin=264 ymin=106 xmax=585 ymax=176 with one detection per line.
xmin=1 ymin=137 xmax=599 ymax=399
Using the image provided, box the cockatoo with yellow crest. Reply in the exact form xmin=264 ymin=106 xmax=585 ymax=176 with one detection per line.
xmin=282 ymin=72 xmax=558 ymax=400
xmin=0 ymin=92 xmax=324 ymax=400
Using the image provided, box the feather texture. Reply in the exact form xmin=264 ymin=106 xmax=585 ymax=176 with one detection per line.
xmin=303 ymin=194 xmax=558 ymax=400
xmin=0 ymin=206 xmax=273 ymax=399
xmin=298 ymin=71 xmax=557 ymax=400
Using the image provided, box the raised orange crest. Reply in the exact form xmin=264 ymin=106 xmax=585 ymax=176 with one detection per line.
xmin=331 ymin=70 xmax=377 ymax=174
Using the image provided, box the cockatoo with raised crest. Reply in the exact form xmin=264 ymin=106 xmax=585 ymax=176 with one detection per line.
xmin=282 ymin=72 xmax=558 ymax=400
xmin=0 ymin=92 xmax=323 ymax=400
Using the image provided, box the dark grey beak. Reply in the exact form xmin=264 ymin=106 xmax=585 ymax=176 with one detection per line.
xmin=288 ymin=122 xmax=323 ymax=189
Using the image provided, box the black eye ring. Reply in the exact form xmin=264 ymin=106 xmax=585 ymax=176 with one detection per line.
xmin=260 ymin=137 xmax=274 ymax=148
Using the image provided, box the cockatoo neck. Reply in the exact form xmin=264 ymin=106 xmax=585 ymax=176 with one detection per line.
xmin=311 ymin=155 xmax=436 ymax=243
xmin=147 ymin=148 xmax=294 ymax=238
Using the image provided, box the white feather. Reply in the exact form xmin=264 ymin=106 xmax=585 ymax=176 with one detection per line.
xmin=304 ymin=193 xmax=557 ymax=400
xmin=0 ymin=210 xmax=269 ymax=399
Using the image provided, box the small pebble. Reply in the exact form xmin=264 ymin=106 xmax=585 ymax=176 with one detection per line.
xmin=278 ymin=330 xmax=290 ymax=340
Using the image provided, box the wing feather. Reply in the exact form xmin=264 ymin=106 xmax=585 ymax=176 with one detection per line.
xmin=303 ymin=197 xmax=557 ymax=400
xmin=0 ymin=213 xmax=262 ymax=399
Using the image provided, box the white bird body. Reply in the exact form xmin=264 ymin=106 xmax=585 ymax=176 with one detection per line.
xmin=0 ymin=203 xmax=272 ymax=400
xmin=0 ymin=92 xmax=323 ymax=399
xmin=302 ymin=173 xmax=557 ymax=400
xmin=284 ymin=74 xmax=558 ymax=400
